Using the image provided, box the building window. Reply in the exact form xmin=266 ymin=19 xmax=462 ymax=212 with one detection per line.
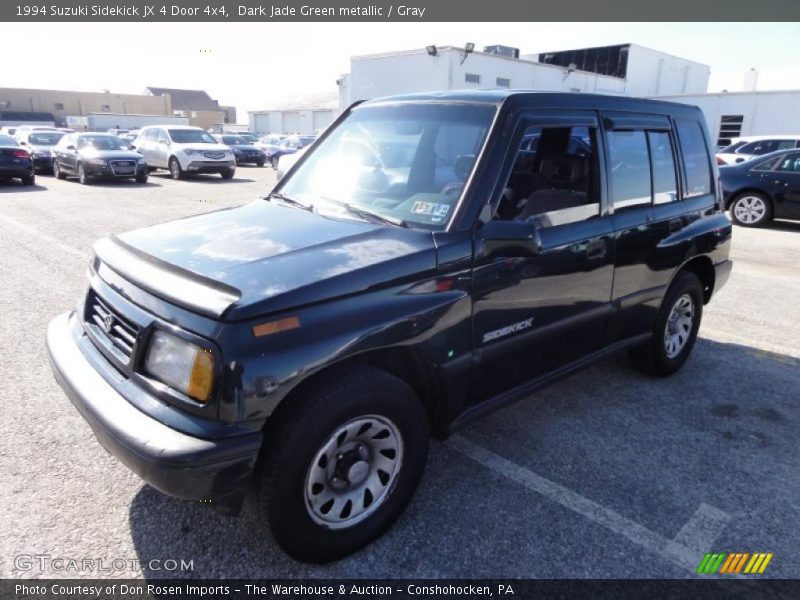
xmin=496 ymin=77 xmax=511 ymax=88
xmin=570 ymin=88 xmax=581 ymax=93
xmin=54 ymin=102 xmax=64 ymax=110
xmin=100 ymin=104 xmax=111 ymax=112
xmin=465 ymin=73 xmax=481 ymax=84
xmin=717 ymin=115 xmax=743 ymax=147
xmin=0 ymin=100 xmax=10 ymax=109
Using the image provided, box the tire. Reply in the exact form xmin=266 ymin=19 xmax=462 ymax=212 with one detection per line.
xmin=22 ymin=173 xmax=35 ymax=186
xmin=220 ymin=168 xmax=235 ymax=180
xmin=729 ymin=192 xmax=772 ymax=227
xmin=257 ymin=160 xmax=265 ymax=168
xmin=53 ymin=160 xmax=66 ymax=180
xmin=629 ymin=271 xmax=704 ymax=377
xmin=135 ymin=173 xmax=148 ymax=184
xmin=169 ymin=157 xmax=184 ymax=180
xmin=254 ymin=366 xmax=429 ymax=563
xmin=78 ymin=163 xmax=92 ymax=185
xmin=270 ymin=156 xmax=279 ymax=170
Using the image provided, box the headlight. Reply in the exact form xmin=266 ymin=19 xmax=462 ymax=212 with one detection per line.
xmin=184 ymin=149 xmax=205 ymax=156
xmin=143 ymin=330 xmax=215 ymax=403
xmin=86 ymin=158 xmax=107 ymax=166
xmin=137 ymin=157 xmax=146 ymax=165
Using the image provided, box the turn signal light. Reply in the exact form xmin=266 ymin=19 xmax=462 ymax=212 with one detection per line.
xmin=187 ymin=350 xmax=215 ymax=403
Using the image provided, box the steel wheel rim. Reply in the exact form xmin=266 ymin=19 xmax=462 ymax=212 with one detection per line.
xmin=664 ymin=293 xmax=694 ymax=359
xmin=305 ymin=414 xmax=403 ymax=529
xmin=170 ymin=160 xmax=179 ymax=178
xmin=78 ymin=165 xmax=85 ymax=183
xmin=733 ymin=196 xmax=766 ymax=224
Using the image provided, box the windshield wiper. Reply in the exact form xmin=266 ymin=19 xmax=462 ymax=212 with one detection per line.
xmin=263 ymin=192 xmax=314 ymax=212
xmin=321 ymin=196 xmax=409 ymax=228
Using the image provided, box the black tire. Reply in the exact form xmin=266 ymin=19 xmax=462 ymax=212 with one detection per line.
xmin=78 ymin=163 xmax=92 ymax=185
xmin=270 ymin=156 xmax=279 ymax=170
xmin=629 ymin=271 xmax=704 ymax=377
xmin=729 ymin=192 xmax=772 ymax=227
xmin=169 ymin=157 xmax=184 ymax=180
xmin=254 ymin=365 xmax=429 ymax=563
xmin=257 ymin=160 xmax=265 ymax=168
xmin=53 ymin=160 xmax=66 ymax=180
xmin=135 ymin=173 xmax=148 ymax=184
xmin=220 ymin=168 xmax=235 ymax=180
xmin=22 ymin=173 xmax=35 ymax=186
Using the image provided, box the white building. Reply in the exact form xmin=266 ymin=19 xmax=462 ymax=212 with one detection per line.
xmin=339 ymin=43 xmax=710 ymax=108
xmin=652 ymin=89 xmax=800 ymax=147
xmin=248 ymin=92 xmax=338 ymax=135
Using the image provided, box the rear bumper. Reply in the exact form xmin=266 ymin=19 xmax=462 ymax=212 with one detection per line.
xmin=0 ymin=165 xmax=33 ymax=178
xmin=46 ymin=312 xmax=261 ymax=514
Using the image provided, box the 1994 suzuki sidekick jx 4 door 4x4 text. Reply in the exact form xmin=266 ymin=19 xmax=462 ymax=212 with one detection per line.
xmin=46 ymin=91 xmax=732 ymax=562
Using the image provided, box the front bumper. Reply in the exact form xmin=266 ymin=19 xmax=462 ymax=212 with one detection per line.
xmin=184 ymin=159 xmax=236 ymax=173
xmin=46 ymin=312 xmax=261 ymax=514
xmin=234 ymin=153 xmax=265 ymax=165
xmin=84 ymin=163 xmax=148 ymax=179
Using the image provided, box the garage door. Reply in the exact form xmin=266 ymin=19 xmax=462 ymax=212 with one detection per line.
xmin=313 ymin=110 xmax=334 ymax=133
xmin=283 ymin=112 xmax=303 ymax=134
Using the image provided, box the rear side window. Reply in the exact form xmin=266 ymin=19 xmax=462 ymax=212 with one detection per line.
xmin=607 ymin=130 xmax=652 ymax=209
xmin=675 ymin=119 xmax=712 ymax=197
xmin=776 ymin=153 xmax=800 ymax=173
xmin=648 ymin=131 xmax=678 ymax=205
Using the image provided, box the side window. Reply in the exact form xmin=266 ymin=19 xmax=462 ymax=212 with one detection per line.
xmin=753 ymin=156 xmax=782 ymax=171
xmin=776 ymin=153 xmax=800 ymax=173
xmin=675 ymin=119 xmax=712 ymax=197
xmin=775 ymin=140 xmax=798 ymax=151
xmin=607 ymin=130 xmax=651 ymax=209
xmin=648 ymin=131 xmax=678 ymax=205
xmin=157 ymin=129 xmax=169 ymax=143
xmin=146 ymin=128 xmax=158 ymax=143
xmin=497 ymin=124 xmax=600 ymax=228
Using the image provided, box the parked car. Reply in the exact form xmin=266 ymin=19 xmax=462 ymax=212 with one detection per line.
xmin=266 ymin=134 xmax=316 ymax=168
xmin=13 ymin=125 xmax=61 ymax=144
xmin=0 ymin=126 xmax=19 ymax=137
xmin=46 ymin=91 xmax=731 ymax=563
xmin=0 ymin=134 xmax=34 ymax=185
xmin=107 ymin=128 xmax=130 ymax=137
xmin=275 ymin=146 xmax=307 ymax=181
xmin=133 ymin=126 xmax=235 ymax=179
xmin=215 ymin=134 xmax=266 ymax=166
xmin=720 ymin=149 xmax=800 ymax=226
xmin=236 ymin=132 xmax=260 ymax=144
xmin=52 ymin=132 xmax=148 ymax=184
xmin=120 ymin=130 xmax=140 ymax=145
xmin=716 ymin=135 xmax=800 ymax=165
xmin=255 ymin=133 xmax=286 ymax=155
xmin=18 ymin=129 xmax=65 ymax=173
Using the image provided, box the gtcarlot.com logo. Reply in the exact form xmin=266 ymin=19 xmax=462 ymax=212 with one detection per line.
xmin=14 ymin=554 xmax=194 ymax=573
xmin=697 ymin=552 xmax=773 ymax=575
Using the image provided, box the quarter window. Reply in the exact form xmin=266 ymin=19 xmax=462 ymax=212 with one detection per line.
xmin=648 ymin=131 xmax=678 ymax=204
xmin=776 ymin=153 xmax=800 ymax=173
xmin=675 ymin=119 xmax=712 ymax=197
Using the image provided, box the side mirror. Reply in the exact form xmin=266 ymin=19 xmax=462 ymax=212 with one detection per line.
xmin=19 ymin=141 xmax=26 ymax=145
xmin=66 ymin=145 xmax=75 ymax=150
xmin=129 ymin=144 xmax=137 ymax=150
xmin=477 ymin=219 xmax=542 ymax=259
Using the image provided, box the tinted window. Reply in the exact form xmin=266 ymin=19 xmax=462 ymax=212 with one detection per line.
xmin=648 ymin=131 xmax=678 ymax=205
xmin=77 ymin=135 xmax=129 ymax=150
xmin=675 ymin=119 xmax=712 ymax=197
xmin=776 ymin=153 xmax=800 ymax=173
xmin=0 ymin=134 xmax=17 ymax=145
xmin=752 ymin=156 xmax=781 ymax=171
xmin=607 ymin=130 xmax=651 ymax=209
xmin=28 ymin=131 xmax=64 ymax=145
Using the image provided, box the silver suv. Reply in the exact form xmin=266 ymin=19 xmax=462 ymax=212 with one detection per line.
xmin=134 ymin=125 xmax=236 ymax=179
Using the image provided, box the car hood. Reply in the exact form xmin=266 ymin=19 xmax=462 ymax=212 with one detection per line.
xmin=103 ymin=200 xmax=437 ymax=320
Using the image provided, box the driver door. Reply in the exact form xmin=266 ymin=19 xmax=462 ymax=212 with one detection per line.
xmin=469 ymin=110 xmax=615 ymax=403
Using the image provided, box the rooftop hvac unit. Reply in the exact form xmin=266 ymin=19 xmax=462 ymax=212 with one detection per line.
xmin=483 ymin=45 xmax=520 ymax=59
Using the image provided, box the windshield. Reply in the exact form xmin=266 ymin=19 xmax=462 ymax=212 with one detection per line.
xmin=77 ymin=135 xmax=130 ymax=150
xmin=169 ymin=129 xmax=217 ymax=144
xmin=28 ymin=131 xmax=64 ymax=146
xmin=278 ymin=103 xmax=495 ymax=229
xmin=223 ymin=135 xmax=247 ymax=145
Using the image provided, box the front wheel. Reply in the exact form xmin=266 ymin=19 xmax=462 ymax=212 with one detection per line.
xmin=270 ymin=156 xmax=279 ymax=170
xmin=135 ymin=173 xmax=148 ymax=184
xmin=729 ymin=192 xmax=772 ymax=227
xmin=629 ymin=271 xmax=703 ymax=377
xmin=254 ymin=366 xmax=429 ymax=563
xmin=220 ymin=168 xmax=234 ymax=179
xmin=53 ymin=160 xmax=66 ymax=180
xmin=78 ymin=163 xmax=92 ymax=185
xmin=169 ymin=157 xmax=184 ymax=180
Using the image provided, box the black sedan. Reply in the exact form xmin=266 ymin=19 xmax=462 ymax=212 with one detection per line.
xmin=19 ymin=129 xmax=65 ymax=173
xmin=0 ymin=134 xmax=35 ymax=185
xmin=721 ymin=149 xmax=800 ymax=227
xmin=52 ymin=133 xmax=148 ymax=184
xmin=216 ymin=134 xmax=266 ymax=166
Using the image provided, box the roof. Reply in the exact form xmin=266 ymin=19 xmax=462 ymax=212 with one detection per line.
xmin=145 ymin=87 xmax=219 ymax=110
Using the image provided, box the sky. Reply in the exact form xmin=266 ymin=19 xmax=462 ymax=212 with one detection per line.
xmin=4 ymin=22 xmax=800 ymax=122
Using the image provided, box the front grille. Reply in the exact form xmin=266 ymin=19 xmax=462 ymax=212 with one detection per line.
xmin=87 ymin=292 xmax=139 ymax=359
xmin=203 ymin=151 xmax=225 ymax=160
xmin=110 ymin=160 xmax=137 ymax=176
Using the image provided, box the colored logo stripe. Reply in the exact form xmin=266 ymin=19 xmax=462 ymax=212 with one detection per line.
xmin=697 ymin=553 xmax=773 ymax=574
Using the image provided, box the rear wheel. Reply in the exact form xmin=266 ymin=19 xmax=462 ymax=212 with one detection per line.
xmin=169 ymin=157 xmax=184 ymax=180
xmin=629 ymin=271 xmax=703 ymax=377
xmin=254 ymin=366 xmax=429 ymax=563
xmin=270 ymin=156 xmax=279 ymax=169
xmin=729 ymin=192 xmax=771 ymax=227
xmin=78 ymin=163 xmax=92 ymax=185
xmin=21 ymin=173 xmax=35 ymax=186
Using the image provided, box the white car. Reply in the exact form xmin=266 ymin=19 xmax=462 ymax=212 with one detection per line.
xmin=275 ymin=146 xmax=308 ymax=181
xmin=133 ymin=125 xmax=236 ymax=179
xmin=716 ymin=135 xmax=800 ymax=165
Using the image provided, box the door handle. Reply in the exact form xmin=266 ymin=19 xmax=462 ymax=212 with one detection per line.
xmin=774 ymin=180 xmax=788 ymax=186
xmin=668 ymin=218 xmax=682 ymax=233
xmin=585 ymin=239 xmax=606 ymax=260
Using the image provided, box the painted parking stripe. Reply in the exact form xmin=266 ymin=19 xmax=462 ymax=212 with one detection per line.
xmin=450 ymin=435 xmax=731 ymax=573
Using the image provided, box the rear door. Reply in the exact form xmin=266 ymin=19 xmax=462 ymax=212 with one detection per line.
xmin=771 ymin=152 xmax=800 ymax=218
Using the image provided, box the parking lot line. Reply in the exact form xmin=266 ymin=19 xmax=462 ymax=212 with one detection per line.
xmin=0 ymin=214 xmax=85 ymax=258
xmin=450 ymin=435 xmax=731 ymax=573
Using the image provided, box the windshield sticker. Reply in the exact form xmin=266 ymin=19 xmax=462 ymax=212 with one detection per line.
xmin=411 ymin=201 xmax=450 ymax=218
